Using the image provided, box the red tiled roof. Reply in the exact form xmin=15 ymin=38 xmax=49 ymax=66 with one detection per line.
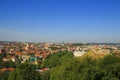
xmin=38 ymin=68 xmax=50 ymax=72
xmin=35 ymin=53 xmax=40 ymax=57
xmin=15 ymin=52 xmax=22 ymax=55
xmin=42 ymin=68 xmax=49 ymax=71
xmin=0 ymin=68 xmax=14 ymax=71
xmin=1 ymin=68 xmax=7 ymax=71
xmin=42 ymin=53 xmax=48 ymax=58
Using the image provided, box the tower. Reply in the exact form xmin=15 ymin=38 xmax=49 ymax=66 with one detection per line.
xmin=25 ymin=43 xmax=29 ymax=50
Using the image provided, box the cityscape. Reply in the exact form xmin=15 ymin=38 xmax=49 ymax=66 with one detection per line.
xmin=0 ymin=0 xmax=120 ymax=80
xmin=0 ymin=41 xmax=120 ymax=80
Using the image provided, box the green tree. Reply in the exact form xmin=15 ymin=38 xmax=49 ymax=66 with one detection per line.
xmin=41 ymin=71 xmax=50 ymax=80
xmin=42 ymin=51 xmax=73 ymax=68
xmin=100 ymin=55 xmax=120 ymax=79
xmin=9 ymin=63 xmax=41 ymax=80
xmin=0 ymin=60 xmax=15 ymax=69
xmin=0 ymin=71 xmax=9 ymax=80
xmin=50 ymin=57 xmax=102 ymax=80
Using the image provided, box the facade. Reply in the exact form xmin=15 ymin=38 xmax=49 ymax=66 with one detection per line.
xmin=73 ymin=50 xmax=86 ymax=57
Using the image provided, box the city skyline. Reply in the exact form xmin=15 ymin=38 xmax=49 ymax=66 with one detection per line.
xmin=0 ymin=0 xmax=120 ymax=43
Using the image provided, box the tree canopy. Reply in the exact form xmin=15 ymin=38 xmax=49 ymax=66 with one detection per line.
xmin=8 ymin=63 xmax=41 ymax=80
xmin=1 ymin=51 xmax=120 ymax=80
xmin=50 ymin=55 xmax=120 ymax=80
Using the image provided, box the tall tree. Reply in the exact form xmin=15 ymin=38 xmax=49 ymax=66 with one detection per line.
xmin=9 ymin=63 xmax=41 ymax=80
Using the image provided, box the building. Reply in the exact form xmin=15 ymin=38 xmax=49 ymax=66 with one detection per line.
xmin=73 ymin=50 xmax=86 ymax=57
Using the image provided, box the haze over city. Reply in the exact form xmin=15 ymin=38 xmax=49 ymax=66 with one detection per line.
xmin=0 ymin=0 xmax=120 ymax=43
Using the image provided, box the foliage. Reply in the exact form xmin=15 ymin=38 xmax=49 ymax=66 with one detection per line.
xmin=1 ymin=51 xmax=120 ymax=80
xmin=41 ymin=51 xmax=73 ymax=68
xmin=0 ymin=71 xmax=9 ymax=80
xmin=0 ymin=60 xmax=15 ymax=69
xmin=49 ymin=47 xmax=60 ymax=50
xmin=8 ymin=63 xmax=41 ymax=80
xmin=72 ymin=43 xmax=84 ymax=46
xmin=100 ymin=55 xmax=120 ymax=79
xmin=41 ymin=71 xmax=50 ymax=80
xmin=0 ymin=54 xmax=2 ymax=62
xmin=50 ymin=55 xmax=120 ymax=80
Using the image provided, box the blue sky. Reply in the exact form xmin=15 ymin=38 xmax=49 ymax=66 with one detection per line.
xmin=0 ymin=0 xmax=120 ymax=42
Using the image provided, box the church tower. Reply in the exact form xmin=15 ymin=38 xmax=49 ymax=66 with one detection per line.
xmin=25 ymin=43 xmax=29 ymax=50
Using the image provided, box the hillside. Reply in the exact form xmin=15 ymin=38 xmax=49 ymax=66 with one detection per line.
xmin=81 ymin=50 xmax=107 ymax=59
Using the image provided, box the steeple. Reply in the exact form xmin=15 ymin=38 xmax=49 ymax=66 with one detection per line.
xmin=25 ymin=43 xmax=29 ymax=50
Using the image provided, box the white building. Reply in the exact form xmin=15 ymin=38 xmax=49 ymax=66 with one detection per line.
xmin=73 ymin=50 xmax=86 ymax=57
